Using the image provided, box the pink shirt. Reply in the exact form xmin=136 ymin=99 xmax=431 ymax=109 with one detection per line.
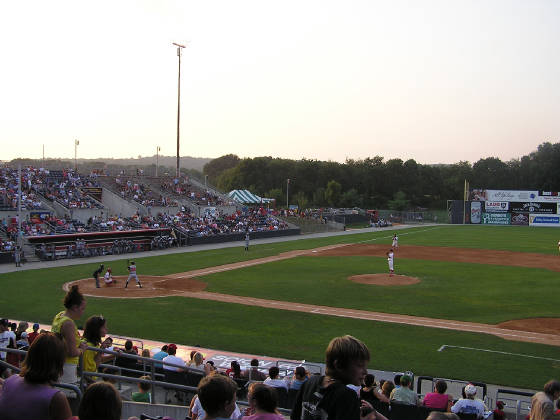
xmin=423 ymin=392 xmax=450 ymax=410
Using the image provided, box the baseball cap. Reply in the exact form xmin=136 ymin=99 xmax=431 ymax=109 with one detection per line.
xmin=33 ymin=323 xmax=40 ymax=330
xmin=168 ymin=343 xmax=177 ymax=351
xmin=465 ymin=384 xmax=477 ymax=395
xmin=496 ymin=401 xmax=505 ymax=409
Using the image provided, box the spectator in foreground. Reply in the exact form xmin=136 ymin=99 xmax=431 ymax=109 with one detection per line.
xmin=243 ymin=358 xmax=267 ymax=381
xmin=264 ymin=366 xmax=288 ymax=390
xmin=390 ymin=374 xmax=418 ymax=405
xmin=51 ymin=285 xmax=88 ymax=385
xmin=132 ymin=375 xmax=152 ymax=403
xmin=493 ymin=400 xmax=506 ymax=420
xmin=291 ymin=335 xmax=385 ymax=420
xmin=423 ymin=379 xmax=452 ymax=411
xmin=529 ymin=380 xmax=560 ymax=420
xmin=197 ymin=374 xmax=239 ymax=420
xmin=78 ymin=382 xmax=122 ymax=420
xmin=243 ymin=383 xmax=284 ymax=420
xmin=450 ymin=383 xmax=486 ymax=419
xmin=162 ymin=343 xmax=185 ymax=372
xmin=0 ymin=332 xmax=73 ymax=420
xmin=82 ymin=315 xmax=112 ymax=383
xmin=361 ymin=373 xmax=389 ymax=404
xmin=286 ymin=366 xmax=309 ymax=391
xmin=381 ymin=380 xmax=395 ymax=400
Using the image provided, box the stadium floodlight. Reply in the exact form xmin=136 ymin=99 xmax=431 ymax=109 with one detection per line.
xmin=156 ymin=146 xmax=161 ymax=177
xmin=172 ymin=42 xmax=187 ymax=178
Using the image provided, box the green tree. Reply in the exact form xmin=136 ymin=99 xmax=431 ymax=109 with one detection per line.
xmin=294 ymin=191 xmax=309 ymax=210
xmin=325 ymin=180 xmax=342 ymax=207
xmin=266 ymin=188 xmax=284 ymax=204
xmin=203 ymin=154 xmax=241 ymax=184
xmin=387 ymin=191 xmax=410 ymax=211
xmin=340 ymin=188 xmax=362 ymax=208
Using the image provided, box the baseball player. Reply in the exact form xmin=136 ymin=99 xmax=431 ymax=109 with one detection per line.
xmin=125 ymin=261 xmax=142 ymax=288
xmin=103 ymin=267 xmax=116 ymax=286
xmin=386 ymin=249 xmax=395 ymax=276
xmin=392 ymin=233 xmax=399 ymax=249
xmin=558 ymin=240 xmax=560 ymax=255
xmin=244 ymin=231 xmax=250 ymax=251
xmin=93 ymin=264 xmax=104 ymax=288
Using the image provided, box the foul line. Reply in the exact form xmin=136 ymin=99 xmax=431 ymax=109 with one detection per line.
xmin=437 ymin=344 xmax=560 ymax=362
xmin=355 ymin=226 xmax=443 ymax=245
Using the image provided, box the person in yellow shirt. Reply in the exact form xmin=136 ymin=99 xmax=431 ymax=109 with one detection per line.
xmin=51 ymin=285 xmax=88 ymax=385
xmin=82 ymin=315 xmax=113 ymax=384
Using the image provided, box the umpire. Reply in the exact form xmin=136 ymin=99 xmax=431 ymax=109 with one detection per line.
xmin=93 ymin=264 xmax=104 ymax=288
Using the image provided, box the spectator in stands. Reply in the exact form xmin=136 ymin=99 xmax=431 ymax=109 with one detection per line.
xmin=529 ymin=380 xmax=560 ymax=420
xmin=291 ymin=335 xmax=382 ymax=420
xmin=82 ymin=315 xmax=113 ymax=383
xmin=226 ymin=360 xmax=242 ymax=379
xmin=162 ymin=343 xmax=185 ymax=372
xmin=190 ymin=351 xmax=205 ymax=372
xmin=152 ymin=344 xmax=168 ymax=369
xmin=264 ymin=366 xmax=288 ymax=390
xmin=115 ymin=339 xmax=141 ymax=377
xmin=0 ymin=332 xmax=73 ymax=420
xmin=15 ymin=321 xmax=29 ymax=348
xmin=132 ymin=375 xmax=152 ymax=403
xmin=197 ymin=373 xmax=239 ymax=420
xmin=51 ymin=285 xmax=88 ymax=385
xmin=243 ymin=383 xmax=284 ymax=420
xmin=390 ymin=374 xmax=418 ymax=405
xmin=361 ymin=373 xmax=389 ymax=404
xmin=286 ymin=366 xmax=309 ymax=391
xmin=493 ymin=400 xmax=506 ymax=420
xmin=450 ymin=383 xmax=486 ymax=419
xmin=27 ymin=322 xmax=40 ymax=345
xmin=423 ymin=380 xmax=452 ymax=411
xmin=243 ymin=358 xmax=267 ymax=381
xmin=78 ymin=382 xmax=122 ymax=420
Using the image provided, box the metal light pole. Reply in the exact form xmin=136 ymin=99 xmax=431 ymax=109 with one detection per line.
xmin=74 ymin=139 xmax=79 ymax=172
xmin=156 ymin=146 xmax=161 ymax=177
xmin=205 ymin=174 xmax=208 ymax=190
xmin=173 ymin=42 xmax=186 ymax=178
xmin=286 ymin=178 xmax=290 ymax=209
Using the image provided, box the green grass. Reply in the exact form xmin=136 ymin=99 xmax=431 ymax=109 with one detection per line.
xmin=201 ymin=256 xmax=560 ymax=323
xmin=1 ymin=224 xmax=559 ymax=389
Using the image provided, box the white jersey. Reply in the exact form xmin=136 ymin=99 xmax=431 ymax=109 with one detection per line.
xmin=392 ymin=236 xmax=399 ymax=246
xmin=128 ymin=264 xmax=136 ymax=274
xmin=104 ymin=271 xmax=113 ymax=284
xmin=387 ymin=251 xmax=394 ymax=271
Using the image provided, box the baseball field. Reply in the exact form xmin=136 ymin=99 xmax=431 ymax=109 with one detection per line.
xmin=2 ymin=225 xmax=559 ymax=390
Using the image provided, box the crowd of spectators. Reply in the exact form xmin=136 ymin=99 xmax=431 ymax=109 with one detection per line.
xmin=171 ymin=207 xmax=289 ymax=237
xmin=160 ymin=176 xmax=234 ymax=207
xmin=113 ymin=176 xmax=178 ymax=207
xmin=1 ymin=308 xmax=557 ymax=420
xmin=0 ymin=166 xmax=103 ymax=210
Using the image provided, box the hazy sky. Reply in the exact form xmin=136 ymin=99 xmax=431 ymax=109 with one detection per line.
xmin=1 ymin=0 xmax=559 ymax=165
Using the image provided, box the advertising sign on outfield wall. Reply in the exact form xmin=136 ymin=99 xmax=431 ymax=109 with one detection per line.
xmin=482 ymin=212 xmax=511 ymax=225
xmin=510 ymin=202 xmax=557 ymax=214
xmin=470 ymin=201 xmax=481 ymax=224
xmin=484 ymin=201 xmax=509 ymax=212
xmin=511 ymin=213 xmax=529 ymax=226
xmin=485 ymin=190 xmax=538 ymax=201
xmin=529 ymin=214 xmax=560 ymax=227
xmin=537 ymin=192 xmax=560 ymax=202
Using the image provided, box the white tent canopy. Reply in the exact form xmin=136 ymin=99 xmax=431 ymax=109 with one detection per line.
xmin=228 ymin=189 xmax=274 ymax=204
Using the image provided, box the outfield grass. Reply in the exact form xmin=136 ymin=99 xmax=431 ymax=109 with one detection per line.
xmin=1 ymin=225 xmax=559 ymax=389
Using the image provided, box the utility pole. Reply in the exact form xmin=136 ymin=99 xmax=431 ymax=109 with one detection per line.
xmin=156 ymin=146 xmax=161 ymax=177
xmin=74 ymin=139 xmax=79 ymax=172
xmin=173 ymin=42 xmax=186 ymax=178
xmin=286 ymin=178 xmax=290 ymax=209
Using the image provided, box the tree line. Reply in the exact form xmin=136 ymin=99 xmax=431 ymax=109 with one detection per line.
xmin=203 ymin=142 xmax=560 ymax=210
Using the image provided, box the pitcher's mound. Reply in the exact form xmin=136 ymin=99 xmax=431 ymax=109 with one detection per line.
xmin=349 ymin=274 xmax=420 ymax=286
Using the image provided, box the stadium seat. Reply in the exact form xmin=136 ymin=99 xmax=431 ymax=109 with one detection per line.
xmin=371 ymin=400 xmax=390 ymax=418
xmin=274 ymin=387 xmax=289 ymax=409
xmin=388 ymin=402 xmax=426 ymax=420
xmin=286 ymin=388 xmax=299 ymax=410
